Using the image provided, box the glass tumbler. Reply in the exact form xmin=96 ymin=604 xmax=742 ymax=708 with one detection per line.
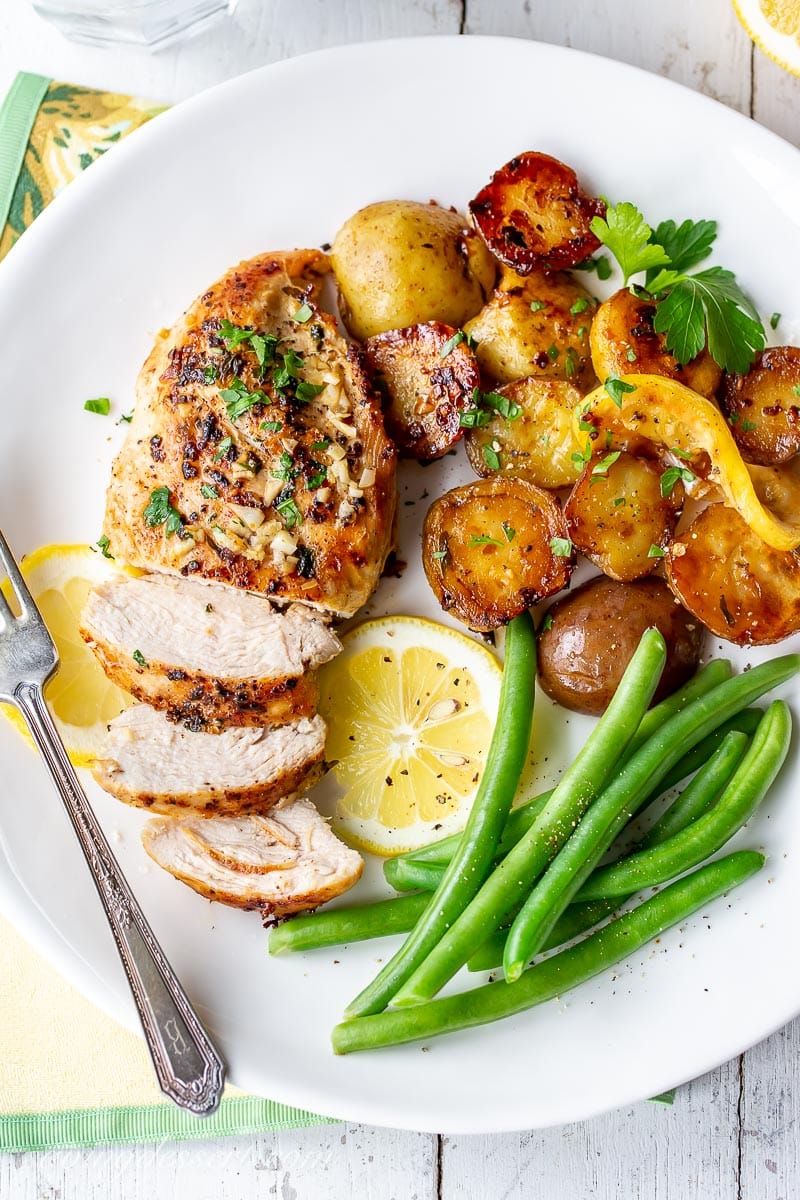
xmin=31 ymin=0 xmax=238 ymax=50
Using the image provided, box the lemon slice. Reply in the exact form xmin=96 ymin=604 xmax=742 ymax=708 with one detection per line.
xmin=733 ymin=0 xmax=800 ymax=76
xmin=1 ymin=544 xmax=133 ymax=766
xmin=318 ymin=615 xmax=503 ymax=856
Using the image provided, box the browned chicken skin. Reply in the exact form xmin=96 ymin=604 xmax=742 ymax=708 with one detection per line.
xmin=103 ymin=250 xmax=397 ymax=617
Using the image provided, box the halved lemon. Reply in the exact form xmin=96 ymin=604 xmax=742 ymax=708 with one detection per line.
xmin=0 ymin=543 xmax=133 ymax=766
xmin=733 ymin=0 xmax=800 ymax=76
xmin=318 ymin=615 xmax=503 ymax=856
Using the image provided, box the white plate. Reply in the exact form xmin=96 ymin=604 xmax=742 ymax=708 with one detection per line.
xmin=1 ymin=36 xmax=799 ymax=1135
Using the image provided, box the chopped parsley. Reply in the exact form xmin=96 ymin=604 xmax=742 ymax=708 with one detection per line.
xmin=770 ymin=312 xmax=781 ymax=330
xmin=604 ymin=374 xmax=637 ymax=408
xmin=592 ymin=451 xmax=622 ymax=477
xmin=306 ymin=464 xmax=328 ymax=489
xmin=482 ymin=444 xmax=501 ymax=471
xmin=741 ymin=418 xmax=758 ymax=433
xmin=541 ymin=613 xmax=554 ymax=632
xmin=132 ymin=649 xmax=148 ymax=668
xmin=575 ymin=254 xmax=612 ymax=279
xmin=546 ymin=343 xmax=560 ymax=361
xmin=660 ymin=466 xmax=695 ymax=497
xmin=96 ymin=534 xmax=113 ymax=559
xmin=482 ymin=391 xmax=521 ymax=421
xmin=272 ymin=451 xmax=299 ymax=482
xmin=570 ymin=297 xmax=591 ymax=315
xmin=431 ymin=548 xmax=449 ymax=560
xmin=311 ymin=437 xmax=331 ymax=451
xmin=564 ymin=347 xmax=580 ymax=379
xmin=529 ymin=300 xmax=546 ymax=313
xmin=200 ymin=484 xmax=219 ymax=499
xmin=470 ymin=534 xmax=504 ymax=547
xmin=293 ymin=303 xmax=314 ymax=323
xmin=571 ymin=438 xmax=593 ymax=467
xmin=502 ymin=522 xmax=516 ymax=542
xmin=626 ymin=347 xmax=638 ymax=362
xmin=143 ymin=487 xmax=184 ymax=537
xmin=84 ymin=397 xmax=111 ymax=416
xmin=792 ymin=384 xmax=800 ymax=398
xmin=647 ymin=543 xmax=667 ymax=558
xmin=213 ymin=436 xmax=234 ymax=462
xmin=119 ymin=410 xmax=133 ymax=424
xmin=295 ymin=380 xmax=326 ymax=403
xmin=549 ymin=537 xmax=573 ymax=558
xmin=440 ymin=330 xmax=466 ymax=358
xmin=220 ymin=377 xmax=267 ymax=421
xmin=261 ymin=420 xmax=283 ymax=432
xmin=670 ymin=445 xmax=693 ymax=460
xmin=276 ymin=496 xmax=303 ymax=529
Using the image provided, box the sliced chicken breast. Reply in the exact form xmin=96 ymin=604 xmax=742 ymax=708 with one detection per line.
xmin=102 ymin=249 xmax=397 ymax=617
xmin=93 ymin=706 xmax=326 ymax=816
xmin=141 ymin=800 xmax=363 ymax=914
xmin=80 ymin=573 xmax=341 ymax=729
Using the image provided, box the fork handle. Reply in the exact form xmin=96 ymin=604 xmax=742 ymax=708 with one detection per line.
xmin=14 ymin=682 xmax=225 ymax=1115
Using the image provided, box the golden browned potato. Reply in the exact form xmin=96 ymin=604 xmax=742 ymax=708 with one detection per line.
xmin=564 ymin=451 xmax=683 ymax=581
xmin=590 ymin=288 xmax=721 ymax=398
xmin=719 ymin=347 xmax=800 ymax=464
xmin=331 ymin=201 xmax=496 ymax=341
xmin=464 ymin=268 xmax=596 ymax=389
xmin=537 ymin=576 xmax=703 ymax=715
xmin=464 ymin=377 xmax=586 ymax=490
xmin=422 ymin=477 xmax=574 ymax=631
xmin=665 ymin=503 xmax=800 ymax=645
xmin=364 ymin=322 xmax=480 ymax=461
xmin=469 ymin=151 xmax=605 ymax=273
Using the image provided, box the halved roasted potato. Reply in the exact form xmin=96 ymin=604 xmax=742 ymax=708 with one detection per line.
xmin=666 ymin=502 xmax=800 ymax=645
xmin=719 ymin=347 xmax=800 ymax=464
xmin=469 ymin=152 xmax=605 ymax=273
xmin=331 ymin=200 xmax=496 ymax=341
xmin=590 ymin=288 xmax=721 ymax=398
xmin=564 ymin=451 xmax=683 ymax=581
xmin=464 ymin=268 xmax=596 ymax=388
xmin=364 ymin=322 xmax=480 ymax=461
xmin=537 ymin=576 xmax=703 ymax=715
xmin=464 ymin=377 xmax=586 ymax=490
xmin=422 ymin=477 xmax=574 ymax=631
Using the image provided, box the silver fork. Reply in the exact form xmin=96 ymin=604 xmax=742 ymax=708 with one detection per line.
xmin=0 ymin=529 xmax=225 ymax=1116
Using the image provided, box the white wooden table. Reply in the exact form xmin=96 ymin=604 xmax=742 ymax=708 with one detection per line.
xmin=1 ymin=0 xmax=799 ymax=1195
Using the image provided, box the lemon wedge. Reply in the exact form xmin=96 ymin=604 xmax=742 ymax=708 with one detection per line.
xmin=733 ymin=0 xmax=800 ymax=76
xmin=318 ymin=615 xmax=502 ymax=856
xmin=1 ymin=543 xmax=133 ymax=766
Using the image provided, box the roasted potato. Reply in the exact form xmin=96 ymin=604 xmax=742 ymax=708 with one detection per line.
xmin=665 ymin=503 xmax=800 ymax=645
xmin=469 ymin=151 xmax=605 ymax=273
xmin=331 ymin=201 xmax=496 ymax=341
xmin=564 ymin=451 xmax=683 ymax=581
xmin=364 ymin=322 xmax=480 ymax=461
xmin=423 ymin=477 xmax=574 ymax=631
xmin=590 ymin=288 xmax=721 ymax=398
xmin=719 ymin=347 xmax=800 ymax=464
xmin=464 ymin=268 xmax=596 ymax=389
xmin=464 ymin=377 xmax=586 ymax=490
xmin=538 ymin=576 xmax=703 ymax=715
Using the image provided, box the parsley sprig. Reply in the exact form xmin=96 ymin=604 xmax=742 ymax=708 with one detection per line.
xmin=589 ymin=202 xmax=765 ymax=374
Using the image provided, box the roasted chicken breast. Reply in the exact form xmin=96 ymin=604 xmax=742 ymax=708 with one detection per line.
xmin=80 ymin=574 xmax=340 ymax=729
xmin=103 ymin=250 xmax=397 ymax=617
xmin=141 ymin=800 xmax=363 ymax=914
xmin=93 ymin=706 xmax=326 ymax=816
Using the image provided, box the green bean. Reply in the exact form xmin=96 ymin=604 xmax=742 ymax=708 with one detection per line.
xmin=389 ymin=628 xmax=669 ymax=1009
xmin=625 ymin=659 xmax=732 ymax=756
xmin=268 ymin=893 xmax=430 ymax=954
xmin=383 ymin=856 xmax=448 ymax=893
xmin=655 ymin=709 xmax=763 ymax=795
xmin=634 ymin=730 xmax=749 ymax=852
xmin=500 ymin=665 xmax=798 ymax=983
xmin=467 ymin=898 xmax=617 ymax=972
xmin=343 ymin=612 xmax=537 ymax=1019
xmin=331 ymin=851 xmax=764 ymax=1053
xmin=397 ymin=792 xmax=553 ymax=869
xmin=467 ymin=730 xmax=749 ymax=972
xmin=575 ymin=703 xmax=790 ymax=901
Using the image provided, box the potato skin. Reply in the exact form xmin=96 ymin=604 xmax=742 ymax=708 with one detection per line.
xmin=590 ymin=288 xmax=721 ymax=398
xmin=423 ymin=477 xmax=574 ymax=631
xmin=469 ymin=152 xmax=605 ymax=273
xmin=364 ymin=321 xmax=479 ymax=461
xmin=665 ymin=503 xmax=800 ymax=645
xmin=331 ymin=201 xmax=496 ymax=341
xmin=565 ymin=452 xmax=683 ymax=581
xmin=464 ymin=268 xmax=596 ymax=388
xmin=465 ymin=376 xmax=586 ymax=489
xmin=537 ymin=576 xmax=702 ymax=715
xmin=718 ymin=347 xmax=800 ymax=465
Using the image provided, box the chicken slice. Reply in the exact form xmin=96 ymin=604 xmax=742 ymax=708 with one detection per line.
xmin=103 ymin=249 xmax=397 ymax=617
xmin=93 ymin=706 xmax=326 ymax=816
xmin=80 ymin=573 xmax=340 ymax=730
xmin=141 ymin=799 xmax=363 ymax=914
